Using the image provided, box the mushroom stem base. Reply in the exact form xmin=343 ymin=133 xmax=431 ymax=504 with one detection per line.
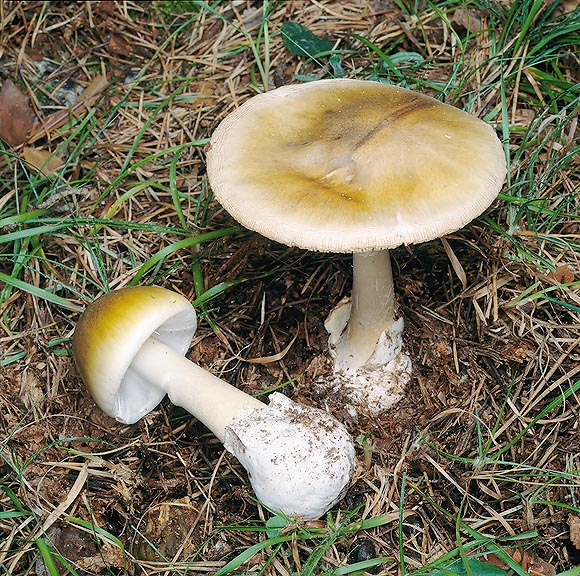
xmin=133 ymin=340 xmax=356 ymax=520
xmin=322 ymin=250 xmax=412 ymax=415
xmin=224 ymin=392 xmax=356 ymax=520
xmin=324 ymin=300 xmax=412 ymax=416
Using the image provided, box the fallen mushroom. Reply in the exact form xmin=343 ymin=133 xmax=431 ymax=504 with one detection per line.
xmin=206 ymin=78 xmax=506 ymax=415
xmin=72 ymin=285 xmax=356 ymax=520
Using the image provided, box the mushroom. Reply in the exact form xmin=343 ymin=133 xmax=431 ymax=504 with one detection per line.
xmin=72 ymin=285 xmax=356 ymax=520
xmin=206 ymin=78 xmax=506 ymax=415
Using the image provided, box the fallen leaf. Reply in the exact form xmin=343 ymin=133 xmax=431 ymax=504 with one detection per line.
xmin=550 ymin=265 xmax=575 ymax=284
xmin=480 ymin=548 xmax=556 ymax=576
xmin=191 ymin=79 xmax=219 ymax=104
xmin=19 ymin=370 xmax=44 ymax=410
xmin=22 ymin=147 xmax=63 ymax=174
xmin=108 ymin=32 xmax=133 ymax=56
xmin=570 ymin=514 xmax=580 ymax=549
xmin=556 ymin=0 xmax=580 ymax=14
xmin=452 ymin=8 xmax=483 ymax=32
xmin=281 ymin=21 xmax=334 ymax=58
xmin=433 ymin=558 xmax=507 ymax=576
xmin=37 ymin=524 xmax=125 ymax=576
xmin=95 ymin=0 xmax=116 ymax=15
xmin=81 ymin=74 xmax=109 ymax=100
xmin=0 ymin=79 xmax=36 ymax=146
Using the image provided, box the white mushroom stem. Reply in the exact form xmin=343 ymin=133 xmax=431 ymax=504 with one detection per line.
xmin=331 ymin=250 xmax=398 ymax=374
xmin=131 ymin=337 xmax=265 ymax=442
xmin=129 ymin=336 xmax=356 ymax=520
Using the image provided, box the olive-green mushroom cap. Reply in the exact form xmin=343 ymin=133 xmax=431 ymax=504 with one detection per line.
xmin=72 ymin=286 xmax=197 ymax=424
xmin=206 ymin=79 xmax=506 ymax=253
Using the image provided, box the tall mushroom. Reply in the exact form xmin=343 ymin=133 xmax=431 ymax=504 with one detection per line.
xmin=72 ymin=285 xmax=356 ymax=520
xmin=206 ymin=78 xmax=506 ymax=415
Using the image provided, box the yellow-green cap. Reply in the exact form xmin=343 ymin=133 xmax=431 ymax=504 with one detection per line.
xmin=206 ymin=79 xmax=506 ymax=253
xmin=72 ymin=286 xmax=197 ymax=423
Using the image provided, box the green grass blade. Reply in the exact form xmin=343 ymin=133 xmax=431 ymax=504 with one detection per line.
xmin=129 ymin=226 xmax=240 ymax=285
xmin=0 ymin=272 xmax=82 ymax=312
xmin=34 ymin=539 xmax=62 ymax=576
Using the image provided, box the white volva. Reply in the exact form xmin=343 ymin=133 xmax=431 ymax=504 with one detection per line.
xmin=225 ymin=392 xmax=356 ymax=520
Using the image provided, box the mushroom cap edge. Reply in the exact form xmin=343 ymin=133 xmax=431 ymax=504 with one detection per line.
xmin=72 ymin=286 xmax=197 ymax=423
xmin=206 ymin=78 xmax=507 ymax=253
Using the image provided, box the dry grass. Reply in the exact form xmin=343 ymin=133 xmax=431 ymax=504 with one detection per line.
xmin=1 ymin=1 xmax=579 ymax=574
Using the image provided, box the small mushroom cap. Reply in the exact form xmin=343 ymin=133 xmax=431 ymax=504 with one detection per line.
xmin=72 ymin=286 xmax=197 ymax=424
xmin=224 ymin=392 xmax=356 ymax=520
xmin=206 ymin=79 xmax=506 ymax=252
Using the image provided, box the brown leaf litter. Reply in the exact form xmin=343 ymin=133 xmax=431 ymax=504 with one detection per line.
xmin=0 ymin=78 xmax=36 ymax=146
xmin=481 ymin=548 xmax=556 ymax=576
xmin=571 ymin=514 xmax=580 ymax=550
